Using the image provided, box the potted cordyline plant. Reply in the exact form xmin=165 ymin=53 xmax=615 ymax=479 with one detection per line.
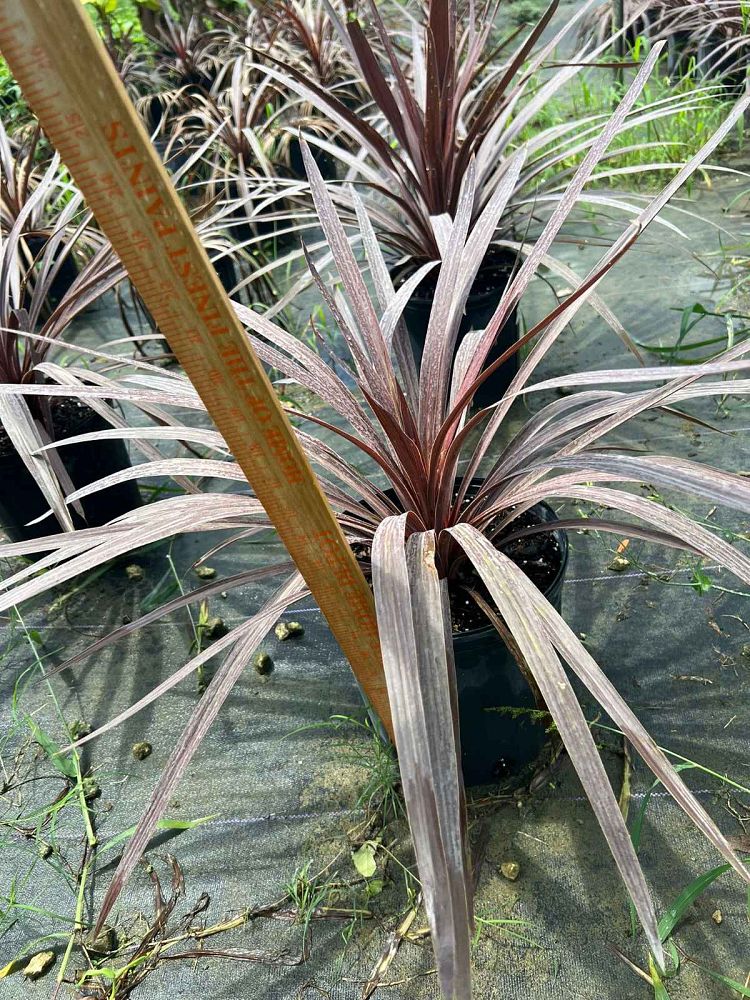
xmin=258 ymin=0 xmax=711 ymax=401
xmin=0 ymin=150 xmax=144 ymax=541
xmin=146 ymin=6 xmax=229 ymax=93
xmin=247 ymin=0 xmax=360 ymax=105
xmin=243 ymin=0 xmax=363 ymax=179
xmin=654 ymin=0 xmax=750 ymax=90
xmin=2 ymin=64 xmax=750 ymax=999
xmin=131 ymin=2 xmax=239 ymax=151
xmin=176 ymin=52 xmax=320 ymax=260
xmin=582 ymin=0 xmax=750 ymax=88
xmin=1 ymin=121 xmax=96 ymax=306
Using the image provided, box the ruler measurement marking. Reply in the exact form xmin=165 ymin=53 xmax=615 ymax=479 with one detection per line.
xmin=0 ymin=0 xmax=390 ymax=730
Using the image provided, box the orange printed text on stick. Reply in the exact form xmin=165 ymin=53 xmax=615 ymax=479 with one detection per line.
xmin=0 ymin=0 xmax=391 ymax=736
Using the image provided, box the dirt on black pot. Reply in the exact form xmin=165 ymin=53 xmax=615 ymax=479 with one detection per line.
xmin=0 ymin=397 xmax=142 ymax=543
xmin=392 ymin=246 xmax=520 ymax=408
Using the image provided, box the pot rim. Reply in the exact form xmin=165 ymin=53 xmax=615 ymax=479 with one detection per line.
xmin=0 ymin=395 xmax=118 ymax=462
xmin=451 ymin=498 xmax=569 ymax=646
xmin=390 ymin=245 xmax=520 ymax=308
xmin=371 ymin=480 xmax=569 ymax=645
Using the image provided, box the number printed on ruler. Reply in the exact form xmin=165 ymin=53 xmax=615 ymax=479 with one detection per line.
xmin=0 ymin=0 xmax=390 ymax=730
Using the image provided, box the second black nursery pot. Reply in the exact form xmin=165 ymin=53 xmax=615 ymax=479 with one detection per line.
xmin=452 ymin=501 xmax=567 ymax=786
xmin=0 ymin=400 xmax=142 ymax=544
xmin=392 ymin=246 xmax=520 ymax=408
xmin=358 ymin=493 xmax=568 ymax=788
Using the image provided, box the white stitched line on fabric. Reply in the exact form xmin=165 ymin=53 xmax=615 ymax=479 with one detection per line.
xmin=1 ymin=566 xmax=724 ymax=631
xmin=49 ymin=810 xmax=362 ymax=843
xmin=158 ymin=790 xmax=718 ymax=820
xmin=48 ymin=792 xmax=720 ymax=842
xmin=184 ymin=809 xmax=360 ymax=826
xmin=0 ymin=567 xmax=726 ymax=628
xmin=564 ymin=562 xmax=722 ymax=586
xmin=613 ymin=423 xmax=750 ymax=446
xmin=279 ymin=564 xmax=726 ymax=614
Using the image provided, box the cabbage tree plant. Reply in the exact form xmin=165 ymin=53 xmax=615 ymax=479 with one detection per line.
xmin=1 ymin=56 xmax=750 ymax=1000
xmin=0 ymin=127 xmax=257 ymax=528
xmin=584 ymin=0 xmax=750 ymax=83
xmin=257 ymin=0 xmax=712 ymax=266
xmin=0 ymin=162 xmax=125 ymax=530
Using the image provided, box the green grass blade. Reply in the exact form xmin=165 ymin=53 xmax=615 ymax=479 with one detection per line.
xmin=98 ymin=815 xmax=217 ymax=855
xmin=658 ymin=857 xmax=750 ymax=942
xmin=649 ymin=956 xmax=671 ymax=999
xmin=25 ymin=717 xmax=78 ymax=781
xmin=694 ymin=966 xmax=750 ymax=996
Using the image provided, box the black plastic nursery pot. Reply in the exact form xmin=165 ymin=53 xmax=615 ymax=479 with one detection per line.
xmin=452 ymin=501 xmax=567 ymax=786
xmin=0 ymin=399 xmax=142 ymax=544
xmin=357 ymin=490 xmax=568 ymax=788
xmin=23 ymin=235 xmax=80 ymax=309
xmin=287 ymin=138 xmax=338 ymax=184
xmin=392 ymin=246 xmax=520 ymax=409
xmin=152 ymin=135 xmax=194 ymax=177
xmin=212 ymin=253 xmax=241 ymax=298
xmin=223 ymin=179 xmax=295 ymax=254
xmin=667 ymin=30 xmax=694 ymax=79
xmin=696 ymin=30 xmax=747 ymax=97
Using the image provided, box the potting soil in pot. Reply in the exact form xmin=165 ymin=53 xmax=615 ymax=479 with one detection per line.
xmin=0 ymin=396 xmax=141 ymax=541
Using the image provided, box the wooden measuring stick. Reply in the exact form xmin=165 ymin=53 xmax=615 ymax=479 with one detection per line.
xmin=0 ymin=0 xmax=392 ymax=736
